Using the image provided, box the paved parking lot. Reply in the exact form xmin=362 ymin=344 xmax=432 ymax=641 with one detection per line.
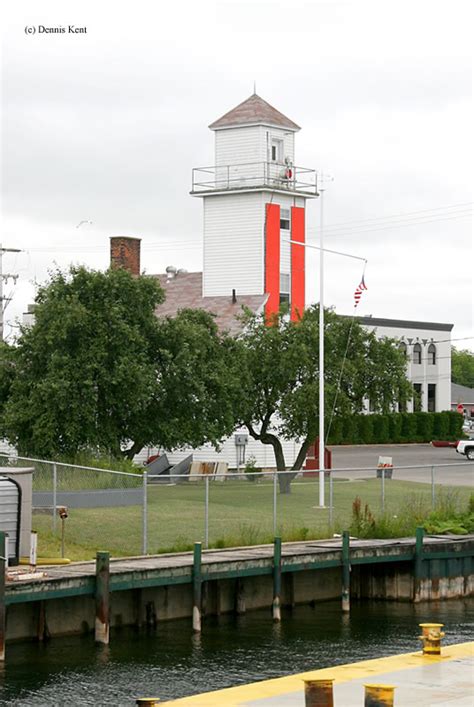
xmin=329 ymin=443 xmax=473 ymax=486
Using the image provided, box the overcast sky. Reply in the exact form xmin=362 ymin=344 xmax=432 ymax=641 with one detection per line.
xmin=1 ymin=0 xmax=473 ymax=349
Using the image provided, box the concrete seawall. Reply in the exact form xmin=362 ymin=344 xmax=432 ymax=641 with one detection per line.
xmin=2 ymin=534 xmax=473 ymax=645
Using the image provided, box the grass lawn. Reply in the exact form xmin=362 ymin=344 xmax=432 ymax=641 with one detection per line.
xmin=32 ymin=477 xmax=472 ymax=561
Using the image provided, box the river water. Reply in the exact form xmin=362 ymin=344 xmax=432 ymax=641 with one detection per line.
xmin=0 ymin=599 xmax=472 ymax=706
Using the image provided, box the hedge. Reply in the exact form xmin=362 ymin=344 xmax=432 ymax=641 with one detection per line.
xmin=326 ymin=411 xmax=463 ymax=445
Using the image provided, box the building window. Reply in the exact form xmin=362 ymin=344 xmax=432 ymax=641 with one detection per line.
xmin=427 ymin=343 xmax=436 ymax=365
xmin=398 ymin=341 xmax=407 ymax=358
xmin=280 ymin=273 xmax=290 ymax=305
xmin=280 ymin=208 xmax=290 ymax=231
xmin=413 ymin=383 xmax=422 ymax=411
xmin=428 ymin=383 xmax=436 ymax=412
xmin=271 ymin=139 xmax=283 ymax=163
xmin=413 ymin=343 xmax=422 ymax=364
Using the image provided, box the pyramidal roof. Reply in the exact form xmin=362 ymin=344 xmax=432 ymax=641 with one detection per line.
xmin=209 ymin=93 xmax=300 ymax=131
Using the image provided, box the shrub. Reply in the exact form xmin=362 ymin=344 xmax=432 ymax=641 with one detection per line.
xmin=341 ymin=416 xmax=357 ymax=445
xmin=432 ymin=412 xmax=450 ymax=440
xmin=414 ymin=412 xmax=434 ymax=442
xmin=372 ymin=414 xmax=390 ymax=443
xmin=327 ymin=416 xmax=343 ymax=445
xmin=357 ymin=415 xmax=374 ymax=444
xmin=400 ymin=412 xmax=417 ymax=442
xmin=244 ymin=455 xmax=261 ymax=482
xmin=447 ymin=411 xmax=464 ymax=440
xmin=388 ymin=413 xmax=403 ymax=443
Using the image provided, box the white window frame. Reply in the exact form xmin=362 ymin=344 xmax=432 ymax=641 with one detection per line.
xmin=271 ymin=138 xmax=284 ymax=163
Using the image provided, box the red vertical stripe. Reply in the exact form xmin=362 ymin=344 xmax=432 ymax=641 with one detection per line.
xmin=265 ymin=203 xmax=280 ymax=319
xmin=291 ymin=206 xmax=305 ymax=321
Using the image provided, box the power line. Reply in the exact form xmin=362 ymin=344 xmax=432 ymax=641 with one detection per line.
xmin=307 ymin=201 xmax=473 ymax=232
xmin=307 ymin=210 xmax=471 ymax=239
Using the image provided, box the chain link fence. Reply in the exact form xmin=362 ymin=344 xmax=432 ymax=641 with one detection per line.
xmin=0 ymin=453 xmax=471 ymax=559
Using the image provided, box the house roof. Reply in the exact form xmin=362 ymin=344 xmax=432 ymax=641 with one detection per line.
xmin=452 ymin=382 xmax=474 ymax=405
xmin=340 ymin=315 xmax=454 ymax=332
xmin=154 ymin=272 xmax=267 ymax=336
xmin=209 ymin=93 xmax=300 ymax=131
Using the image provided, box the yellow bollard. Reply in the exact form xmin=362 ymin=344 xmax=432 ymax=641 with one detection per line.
xmin=136 ymin=699 xmax=160 ymax=706
xmin=303 ymin=678 xmax=334 ymax=707
xmin=364 ymin=684 xmax=395 ymax=706
xmin=418 ymin=622 xmax=445 ymax=655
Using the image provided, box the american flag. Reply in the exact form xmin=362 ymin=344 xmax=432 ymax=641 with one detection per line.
xmin=354 ymin=275 xmax=367 ymax=308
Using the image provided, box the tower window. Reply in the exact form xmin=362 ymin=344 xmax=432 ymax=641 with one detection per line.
xmin=280 ymin=273 xmax=290 ymax=305
xmin=271 ymin=139 xmax=283 ymax=163
xmin=280 ymin=208 xmax=290 ymax=230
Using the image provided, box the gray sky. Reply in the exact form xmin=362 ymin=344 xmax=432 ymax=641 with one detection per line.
xmin=1 ymin=0 xmax=473 ymax=349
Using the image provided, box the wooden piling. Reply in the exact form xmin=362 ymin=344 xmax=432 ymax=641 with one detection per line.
xmin=95 ymin=551 xmax=110 ymax=644
xmin=0 ymin=531 xmax=5 ymax=661
xmin=342 ymin=530 xmax=350 ymax=612
xmin=192 ymin=542 xmax=202 ymax=633
xmin=235 ymin=578 xmax=246 ymax=614
xmin=272 ymin=537 xmax=282 ymax=621
xmin=413 ymin=526 xmax=424 ymax=603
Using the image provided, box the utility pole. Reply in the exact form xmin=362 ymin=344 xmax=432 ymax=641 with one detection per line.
xmin=0 ymin=244 xmax=21 ymax=340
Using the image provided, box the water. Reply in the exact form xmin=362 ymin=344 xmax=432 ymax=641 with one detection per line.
xmin=0 ymin=599 xmax=472 ymax=706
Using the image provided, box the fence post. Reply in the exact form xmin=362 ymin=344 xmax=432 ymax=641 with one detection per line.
xmin=0 ymin=531 xmax=6 ymax=662
xmin=329 ymin=471 xmax=334 ymax=530
xmin=52 ymin=462 xmax=57 ymax=532
xmin=342 ymin=530 xmax=350 ymax=612
xmin=272 ymin=536 xmax=282 ymax=621
xmin=193 ymin=542 xmax=202 ymax=633
xmin=95 ymin=551 xmax=110 ymax=644
xmin=413 ymin=526 xmax=424 ymax=603
xmin=380 ymin=467 xmax=385 ymax=513
xmin=142 ymin=470 xmax=148 ymax=555
xmin=205 ymin=475 xmax=209 ymax=549
xmin=273 ymin=472 xmax=277 ymax=536
xmin=431 ymin=466 xmax=435 ymax=508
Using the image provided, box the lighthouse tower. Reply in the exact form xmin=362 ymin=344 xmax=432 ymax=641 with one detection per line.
xmin=191 ymin=93 xmax=318 ymax=320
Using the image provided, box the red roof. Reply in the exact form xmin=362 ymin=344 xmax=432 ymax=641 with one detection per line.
xmin=154 ymin=272 xmax=267 ymax=335
xmin=209 ymin=94 xmax=300 ymax=131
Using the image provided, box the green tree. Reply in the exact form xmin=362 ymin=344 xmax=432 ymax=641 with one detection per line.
xmin=234 ymin=306 xmax=412 ymax=492
xmin=452 ymin=347 xmax=474 ymax=388
xmin=1 ymin=266 xmax=235 ymax=460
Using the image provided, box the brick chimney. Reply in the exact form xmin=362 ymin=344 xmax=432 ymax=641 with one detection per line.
xmin=110 ymin=236 xmax=141 ymax=276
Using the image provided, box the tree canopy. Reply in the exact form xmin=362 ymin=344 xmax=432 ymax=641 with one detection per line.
xmin=0 ymin=266 xmax=236 ymax=460
xmin=233 ymin=307 xmax=412 ymax=489
xmin=451 ymin=347 xmax=474 ymax=389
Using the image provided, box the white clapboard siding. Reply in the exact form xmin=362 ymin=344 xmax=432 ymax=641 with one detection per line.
xmin=215 ymin=126 xmax=295 ymax=168
xmin=215 ymin=126 xmax=263 ymax=165
xmin=144 ymin=434 xmax=300 ymax=471
xmin=203 ymin=192 xmax=264 ymax=297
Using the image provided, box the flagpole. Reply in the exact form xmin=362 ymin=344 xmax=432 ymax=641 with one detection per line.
xmin=318 ymin=187 xmax=325 ymax=507
xmin=284 ymin=216 xmax=367 ymax=509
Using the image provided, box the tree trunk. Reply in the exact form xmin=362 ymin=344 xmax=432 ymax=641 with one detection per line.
xmin=123 ymin=440 xmax=144 ymax=460
xmin=244 ymin=424 xmax=295 ymax=494
xmin=292 ymin=437 xmax=312 ymax=471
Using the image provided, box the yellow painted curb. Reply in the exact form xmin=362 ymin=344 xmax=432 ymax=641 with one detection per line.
xmin=160 ymin=641 xmax=474 ymax=706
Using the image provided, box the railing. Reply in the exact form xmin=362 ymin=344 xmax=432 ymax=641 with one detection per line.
xmin=191 ymin=161 xmax=318 ymax=196
xmin=0 ymin=454 xmax=470 ymax=559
